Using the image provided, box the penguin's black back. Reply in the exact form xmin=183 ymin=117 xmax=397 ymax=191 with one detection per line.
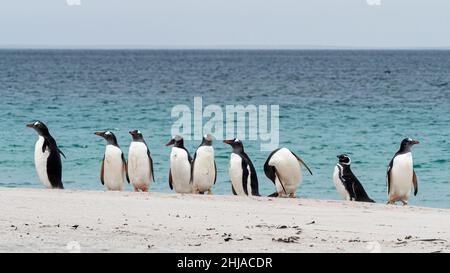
xmin=240 ymin=151 xmax=259 ymax=196
xmin=44 ymin=135 xmax=64 ymax=189
xmin=340 ymin=165 xmax=374 ymax=203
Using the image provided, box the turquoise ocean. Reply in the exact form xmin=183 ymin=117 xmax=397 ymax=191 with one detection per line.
xmin=0 ymin=50 xmax=449 ymax=208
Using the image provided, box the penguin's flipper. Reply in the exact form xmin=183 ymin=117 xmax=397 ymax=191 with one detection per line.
xmin=231 ymin=184 xmax=237 ymax=195
xmin=46 ymin=150 xmax=64 ymax=189
xmin=183 ymin=147 xmax=193 ymax=164
xmin=147 ymin=149 xmax=155 ymax=182
xmin=168 ymin=169 xmax=173 ymax=190
xmin=243 ymin=153 xmax=259 ymax=196
xmin=190 ymin=152 xmax=197 ymax=184
xmin=387 ymin=158 xmax=394 ymax=194
xmin=100 ymin=155 xmax=105 ymax=185
xmin=58 ymin=149 xmax=66 ymax=159
xmin=213 ymin=160 xmax=217 ymax=184
xmin=42 ymin=138 xmax=49 ymax=153
xmin=290 ymin=151 xmax=313 ymax=175
xmin=275 ymin=169 xmax=287 ymax=194
xmin=241 ymin=158 xmax=249 ymax=196
xmin=412 ymin=170 xmax=418 ymax=196
xmin=121 ymin=153 xmax=130 ymax=184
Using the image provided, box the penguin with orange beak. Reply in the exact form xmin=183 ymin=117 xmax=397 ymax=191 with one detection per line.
xmin=95 ymin=131 xmax=129 ymax=191
xmin=26 ymin=121 xmax=65 ymax=189
xmin=128 ymin=130 xmax=154 ymax=192
xmin=166 ymin=135 xmax=193 ymax=193
xmin=223 ymin=138 xmax=259 ymax=196
xmin=387 ymin=138 xmax=420 ymax=205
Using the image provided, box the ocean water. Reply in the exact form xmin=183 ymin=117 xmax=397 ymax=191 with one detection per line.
xmin=0 ymin=49 xmax=449 ymax=208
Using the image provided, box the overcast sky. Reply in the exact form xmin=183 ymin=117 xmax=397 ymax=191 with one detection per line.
xmin=1 ymin=0 xmax=449 ymax=48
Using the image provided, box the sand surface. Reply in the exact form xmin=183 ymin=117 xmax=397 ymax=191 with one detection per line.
xmin=0 ymin=187 xmax=449 ymax=253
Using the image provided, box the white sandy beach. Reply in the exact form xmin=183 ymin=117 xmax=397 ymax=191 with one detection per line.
xmin=0 ymin=187 xmax=449 ymax=253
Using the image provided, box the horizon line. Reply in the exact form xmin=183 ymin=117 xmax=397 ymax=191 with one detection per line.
xmin=1 ymin=44 xmax=450 ymax=50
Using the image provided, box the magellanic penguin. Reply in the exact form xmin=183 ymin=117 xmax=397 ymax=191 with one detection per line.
xmin=166 ymin=135 xmax=193 ymax=194
xmin=223 ymin=139 xmax=259 ymax=196
xmin=26 ymin=121 xmax=65 ymax=189
xmin=128 ymin=130 xmax=154 ymax=192
xmin=387 ymin=138 xmax=420 ymax=205
xmin=191 ymin=134 xmax=217 ymax=194
xmin=333 ymin=154 xmax=375 ymax=203
xmin=95 ymin=131 xmax=129 ymax=191
xmin=264 ymin=148 xmax=312 ymax=198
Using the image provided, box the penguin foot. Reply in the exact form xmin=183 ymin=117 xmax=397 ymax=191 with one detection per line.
xmin=401 ymin=201 xmax=408 ymax=206
xmin=277 ymin=192 xmax=283 ymax=198
xmin=288 ymin=193 xmax=296 ymax=198
xmin=207 ymin=189 xmax=213 ymax=195
xmin=133 ymin=187 xmax=139 ymax=192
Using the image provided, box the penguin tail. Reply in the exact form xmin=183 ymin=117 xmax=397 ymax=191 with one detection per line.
xmin=268 ymin=192 xmax=278 ymax=198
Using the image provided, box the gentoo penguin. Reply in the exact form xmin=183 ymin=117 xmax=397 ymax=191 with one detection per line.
xmin=191 ymin=134 xmax=217 ymax=194
xmin=166 ymin=135 xmax=193 ymax=194
xmin=26 ymin=121 xmax=65 ymax=189
xmin=223 ymin=139 xmax=259 ymax=196
xmin=264 ymin=148 xmax=313 ymax=198
xmin=333 ymin=154 xmax=375 ymax=203
xmin=128 ymin=130 xmax=154 ymax=192
xmin=387 ymin=138 xmax=420 ymax=205
xmin=95 ymin=131 xmax=129 ymax=191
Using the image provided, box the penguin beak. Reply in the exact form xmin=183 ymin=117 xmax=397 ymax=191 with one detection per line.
xmin=165 ymin=139 xmax=175 ymax=146
xmin=95 ymin=132 xmax=105 ymax=137
xmin=411 ymin=140 xmax=420 ymax=145
xmin=26 ymin=123 xmax=34 ymax=128
xmin=223 ymin=140 xmax=234 ymax=145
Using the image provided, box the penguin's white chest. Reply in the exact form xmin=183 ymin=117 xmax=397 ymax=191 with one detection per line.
xmin=103 ymin=145 xmax=125 ymax=191
xmin=170 ymin=147 xmax=192 ymax=193
xmin=128 ymin=142 xmax=152 ymax=189
xmin=192 ymin=146 xmax=215 ymax=192
xmin=333 ymin=164 xmax=351 ymax=201
xmin=34 ymin=136 xmax=51 ymax=188
xmin=268 ymin=148 xmax=302 ymax=194
xmin=390 ymin=152 xmax=413 ymax=198
xmin=229 ymin=153 xmax=252 ymax=196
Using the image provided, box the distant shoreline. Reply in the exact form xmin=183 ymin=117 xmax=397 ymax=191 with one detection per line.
xmin=1 ymin=187 xmax=449 ymax=253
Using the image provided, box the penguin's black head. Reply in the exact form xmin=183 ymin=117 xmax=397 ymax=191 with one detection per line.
xmin=401 ymin=138 xmax=420 ymax=147
xmin=95 ymin=131 xmax=119 ymax=146
xmin=166 ymin=135 xmax=184 ymax=148
xmin=201 ymin=134 xmax=214 ymax=146
xmin=223 ymin=138 xmax=244 ymax=152
xmin=337 ymin=154 xmax=351 ymax=165
xmin=400 ymin=138 xmax=420 ymax=152
xmin=26 ymin=121 xmax=49 ymax=136
xmin=129 ymin=130 xmax=144 ymax=142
